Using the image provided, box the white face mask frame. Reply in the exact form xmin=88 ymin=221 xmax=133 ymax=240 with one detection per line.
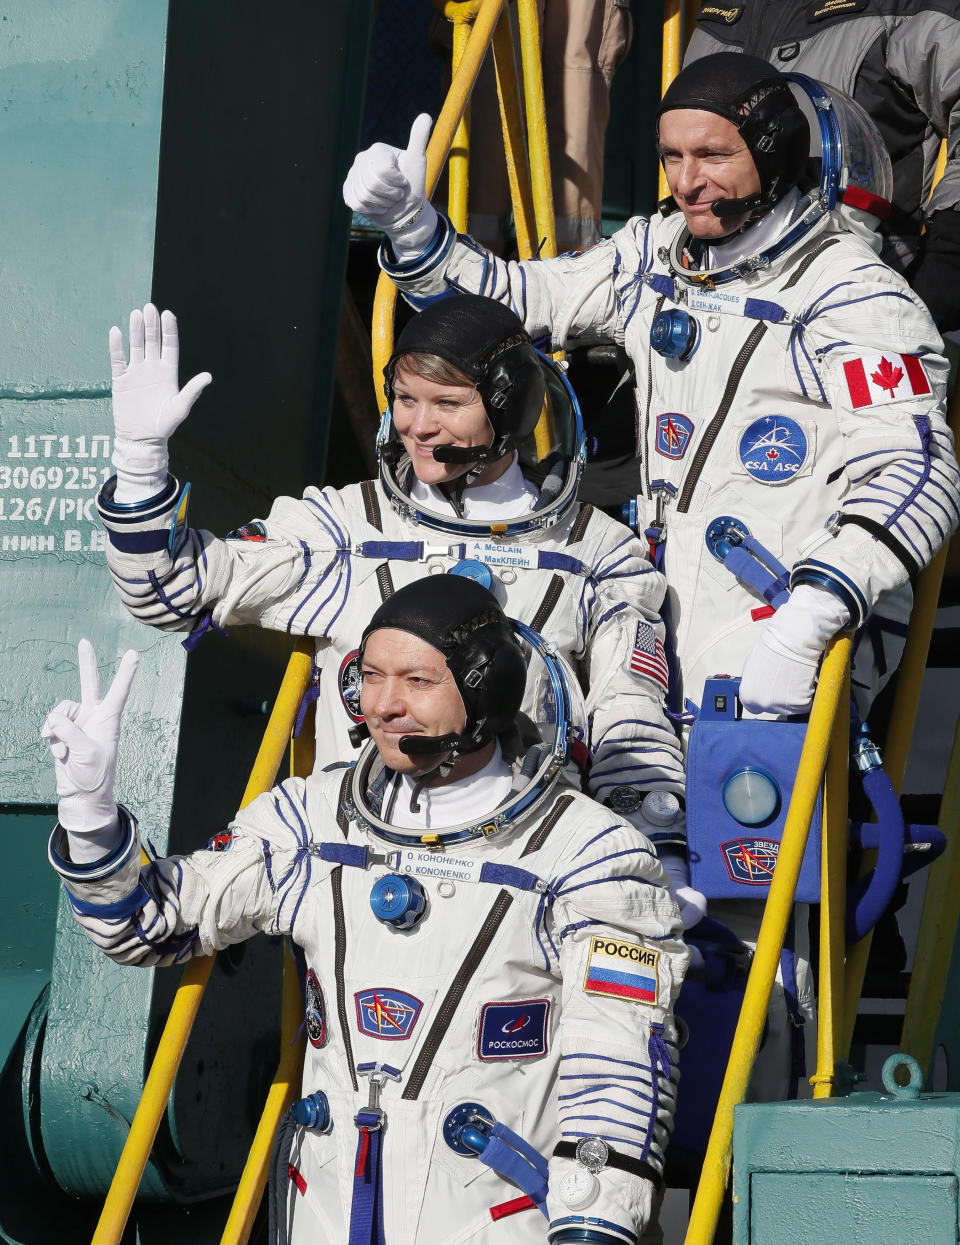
xmin=348 ymin=618 xmax=587 ymax=848
xmin=376 ymin=352 xmax=587 ymax=539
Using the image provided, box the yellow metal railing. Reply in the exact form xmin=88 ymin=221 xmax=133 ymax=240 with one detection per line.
xmin=90 ymin=641 xmax=314 ymax=1245
xmin=811 ymin=653 xmax=851 ymax=1100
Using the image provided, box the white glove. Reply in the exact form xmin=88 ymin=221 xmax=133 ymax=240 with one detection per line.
xmin=343 ymin=114 xmax=438 ymax=261
xmin=739 ymin=583 xmax=851 ymax=716
xmin=41 ymin=639 xmax=139 ymax=863
xmin=109 ymin=303 xmax=212 ymax=503
xmin=658 ymin=848 xmax=708 ymax=931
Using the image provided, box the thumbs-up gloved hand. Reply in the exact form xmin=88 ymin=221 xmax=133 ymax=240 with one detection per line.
xmin=343 ymin=113 xmax=437 ymax=261
xmin=41 ymin=639 xmax=139 ymax=863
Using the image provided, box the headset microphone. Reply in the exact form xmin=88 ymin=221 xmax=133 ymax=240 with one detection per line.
xmin=431 ymin=443 xmax=501 ymax=465
xmin=398 ymin=731 xmax=465 ymax=756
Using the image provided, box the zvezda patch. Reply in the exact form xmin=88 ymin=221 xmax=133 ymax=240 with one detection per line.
xmin=583 ymin=936 xmax=660 ymax=1005
xmin=656 ymin=413 xmax=694 ymax=459
xmin=721 ymin=837 xmax=780 ymax=886
xmin=354 ymin=988 xmax=422 ymax=1040
xmin=738 ymin=416 xmax=808 ymax=484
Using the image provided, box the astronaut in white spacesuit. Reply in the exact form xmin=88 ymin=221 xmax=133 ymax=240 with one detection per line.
xmin=43 ymin=575 xmax=688 ymax=1245
xmin=343 ymin=51 xmax=960 ymax=1102
xmin=97 ymin=293 xmax=687 ymax=868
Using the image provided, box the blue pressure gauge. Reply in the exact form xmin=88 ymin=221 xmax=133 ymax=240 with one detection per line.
xmin=650 ymin=308 xmax=699 ymax=361
xmin=722 ymin=767 xmax=781 ymax=826
xmin=370 ymin=874 xmax=427 ymax=930
xmin=450 ymin=559 xmax=493 ymax=589
xmin=291 ymin=1090 xmax=332 ymax=1132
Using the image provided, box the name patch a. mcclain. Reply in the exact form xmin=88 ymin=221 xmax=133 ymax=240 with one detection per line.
xmin=583 ymin=937 xmax=660 ymax=1005
xmin=477 ymin=999 xmax=550 ymax=1060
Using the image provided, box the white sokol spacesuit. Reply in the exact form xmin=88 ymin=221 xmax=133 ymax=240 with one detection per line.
xmin=97 ymin=296 xmax=684 ymax=818
xmin=44 ymin=577 xmax=687 ymax=1245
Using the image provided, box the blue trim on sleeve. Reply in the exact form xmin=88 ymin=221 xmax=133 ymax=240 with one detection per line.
xmin=97 ymin=474 xmax=180 ymax=521
xmin=107 ymin=527 xmax=171 ymax=553
xmin=378 ymin=213 xmax=456 ymax=281
xmin=790 ymin=560 xmax=867 ymax=626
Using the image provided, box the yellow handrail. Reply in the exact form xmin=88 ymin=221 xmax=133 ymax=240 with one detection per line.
xmin=90 ymin=640 xmax=315 ymax=1245
xmin=659 ymin=0 xmax=684 ymax=201
xmin=812 ymin=654 xmax=851 ymax=1099
xmin=490 ymin=7 xmax=537 ymax=259
xmin=516 ymin=0 xmax=556 ymax=262
xmin=448 ymin=9 xmax=473 ymax=232
xmin=683 ymin=634 xmax=853 ymax=1245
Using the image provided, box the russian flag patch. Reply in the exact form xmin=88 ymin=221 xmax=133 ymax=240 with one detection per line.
xmin=842 ymin=353 xmax=931 ymax=409
xmin=583 ymin=936 xmax=660 ymax=1006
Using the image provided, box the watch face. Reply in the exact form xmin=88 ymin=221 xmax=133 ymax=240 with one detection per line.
xmin=609 ymin=785 xmax=643 ymax=815
xmin=642 ymin=789 xmax=680 ymax=826
xmin=575 ymin=1136 xmax=609 ymax=1174
xmin=558 ymin=1167 xmax=599 ymax=1209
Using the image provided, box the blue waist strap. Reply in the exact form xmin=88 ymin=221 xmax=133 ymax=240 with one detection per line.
xmin=721 ymin=535 xmax=791 ymax=609
xmin=479 ymin=1122 xmax=549 ymax=1217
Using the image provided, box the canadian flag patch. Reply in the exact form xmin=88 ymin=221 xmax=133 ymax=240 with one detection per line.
xmin=842 ymin=353 xmax=931 ymax=409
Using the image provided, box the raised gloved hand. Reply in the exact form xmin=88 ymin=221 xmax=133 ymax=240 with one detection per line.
xmin=342 ymin=113 xmax=438 ymax=261
xmin=739 ymin=583 xmax=850 ymax=716
xmin=110 ymin=303 xmax=212 ymax=504
xmin=41 ymin=639 xmax=139 ymax=863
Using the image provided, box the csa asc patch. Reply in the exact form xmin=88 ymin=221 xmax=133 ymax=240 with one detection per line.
xmin=339 ymin=649 xmax=364 ymax=722
xmin=721 ymin=837 xmax=780 ymax=885
xmin=354 ymin=988 xmax=422 ymax=1040
xmin=583 ymin=937 xmax=660 ymax=1005
xmin=738 ymin=416 xmax=808 ymax=483
xmin=477 ymin=999 xmax=550 ymax=1061
xmin=305 ymin=969 xmax=327 ymax=1048
xmin=655 ymin=413 xmax=694 ymax=459
xmin=206 ymin=830 xmax=236 ymax=853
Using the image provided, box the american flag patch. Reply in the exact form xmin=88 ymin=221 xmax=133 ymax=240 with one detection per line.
xmin=842 ymin=352 xmax=931 ymax=409
xmin=629 ymin=621 xmax=669 ymax=690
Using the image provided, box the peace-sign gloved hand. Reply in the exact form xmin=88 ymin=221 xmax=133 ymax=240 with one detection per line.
xmin=41 ymin=639 xmax=139 ymax=863
xmin=343 ymin=114 xmax=438 ymax=261
xmin=109 ymin=303 xmax=212 ymax=504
